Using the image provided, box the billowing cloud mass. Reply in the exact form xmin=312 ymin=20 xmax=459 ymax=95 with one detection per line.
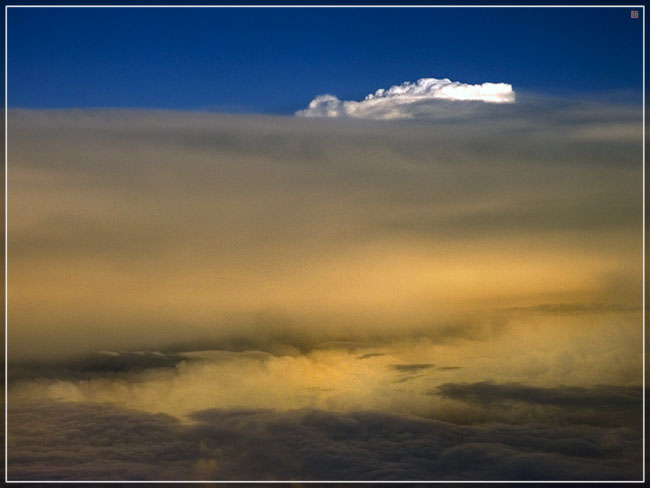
xmin=8 ymin=400 xmax=642 ymax=481
xmin=296 ymin=77 xmax=515 ymax=119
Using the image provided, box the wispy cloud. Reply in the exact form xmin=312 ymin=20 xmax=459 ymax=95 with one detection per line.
xmin=296 ymin=77 xmax=515 ymax=119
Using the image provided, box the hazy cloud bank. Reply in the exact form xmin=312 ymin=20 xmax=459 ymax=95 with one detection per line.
xmin=296 ymin=77 xmax=515 ymax=119
xmin=7 ymin=102 xmax=642 ymax=363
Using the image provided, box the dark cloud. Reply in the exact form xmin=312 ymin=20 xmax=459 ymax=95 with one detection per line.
xmin=434 ymin=382 xmax=642 ymax=410
xmin=393 ymin=376 xmax=425 ymax=384
xmin=8 ymin=400 xmax=642 ymax=481
xmin=8 ymin=401 xmax=198 ymax=481
xmin=390 ymin=363 xmax=436 ymax=384
xmin=356 ymin=353 xmax=385 ymax=360
xmin=391 ymin=363 xmax=435 ymax=373
xmin=9 ymin=351 xmax=189 ymax=382
xmin=152 ymin=320 xmax=497 ymax=358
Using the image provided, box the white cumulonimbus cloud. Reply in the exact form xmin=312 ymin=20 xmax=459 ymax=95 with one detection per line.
xmin=296 ymin=77 xmax=515 ymax=120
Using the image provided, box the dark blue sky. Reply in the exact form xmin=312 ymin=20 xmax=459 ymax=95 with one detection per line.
xmin=7 ymin=6 xmax=644 ymax=113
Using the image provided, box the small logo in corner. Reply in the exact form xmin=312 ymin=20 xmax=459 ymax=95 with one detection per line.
xmin=631 ymin=10 xmax=639 ymax=19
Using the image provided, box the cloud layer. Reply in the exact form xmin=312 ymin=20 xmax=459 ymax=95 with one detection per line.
xmin=296 ymin=77 xmax=515 ymax=119
xmin=6 ymin=102 xmax=642 ymax=480
xmin=7 ymin=104 xmax=642 ymax=363
xmin=8 ymin=400 xmax=641 ymax=481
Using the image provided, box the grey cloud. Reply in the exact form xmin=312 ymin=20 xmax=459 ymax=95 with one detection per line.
xmin=393 ymin=375 xmax=426 ymax=384
xmin=8 ymin=401 xmax=198 ymax=481
xmin=434 ymin=382 xmax=642 ymax=410
xmin=8 ymin=401 xmax=642 ymax=481
xmin=185 ymin=408 xmax=641 ymax=481
xmin=9 ymin=348 xmax=281 ymax=384
xmin=154 ymin=321 xmax=495 ymax=358
xmin=391 ymin=363 xmax=435 ymax=373
xmin=9 ymin=351 xmax=190 ymax=382
xmin=356 ymin=352 xmax=385 ymax=360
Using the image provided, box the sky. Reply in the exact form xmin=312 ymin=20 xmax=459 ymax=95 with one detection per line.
xmin=7 ymin=6 xmax=644 ymax=111
xmin=4 ymin=4 xmax=646 ymax=483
